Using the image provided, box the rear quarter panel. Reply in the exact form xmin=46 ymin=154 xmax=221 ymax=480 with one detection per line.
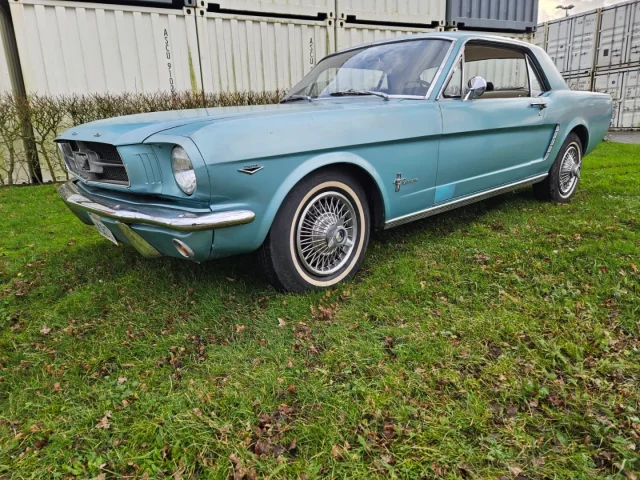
xmin=542 ymin=90 xmax=612 ymax=167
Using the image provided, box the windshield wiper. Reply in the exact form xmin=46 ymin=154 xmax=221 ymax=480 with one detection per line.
xmin=280 ymin=95 xmax=313 ymax=103
xmin=329 ymin=89 xmax=389 ymax=101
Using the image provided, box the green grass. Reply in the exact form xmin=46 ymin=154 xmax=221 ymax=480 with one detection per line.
xmin=1 ymin=142 xmax=639 ymax=479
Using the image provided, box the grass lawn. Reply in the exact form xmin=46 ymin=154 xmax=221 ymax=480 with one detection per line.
xmin=0 ymin=142 xmax=639 ymax=479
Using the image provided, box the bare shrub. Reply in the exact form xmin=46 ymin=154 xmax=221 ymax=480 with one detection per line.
xmin=1 ymin=89 xmax=283 ymax=185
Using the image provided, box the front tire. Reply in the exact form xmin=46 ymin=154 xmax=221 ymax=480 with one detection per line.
xmin=259 ymin=169 xmax=370 ymax=292
xmin=533 ymin=132 xmax=583 ymax=203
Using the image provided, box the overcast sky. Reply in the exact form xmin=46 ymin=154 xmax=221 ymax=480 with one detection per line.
xmin=539 ymin=0 xmax=627 ymax=21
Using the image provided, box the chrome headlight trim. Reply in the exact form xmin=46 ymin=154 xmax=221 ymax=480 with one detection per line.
xmin=171 ymin=145 xmax=197 ymax=196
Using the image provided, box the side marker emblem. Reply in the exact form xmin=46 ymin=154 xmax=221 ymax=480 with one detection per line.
xmin=238 ymin=165 xmax=264 ymax=175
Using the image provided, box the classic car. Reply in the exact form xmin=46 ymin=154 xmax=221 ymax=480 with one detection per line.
xmin=56 ymin=32 xmax=613 ymax=292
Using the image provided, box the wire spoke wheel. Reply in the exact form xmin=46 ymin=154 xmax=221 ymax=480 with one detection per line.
xmin=558 ymin=144 xmax=581 ymax=197
xmin=296 ymin=191 xmax=358 ymax=277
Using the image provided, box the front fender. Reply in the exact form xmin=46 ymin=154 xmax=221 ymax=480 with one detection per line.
xmin=261 ymin=151 xmax=390 ymax=241
xmin=207 ymin=151 xmax=389 ymax=259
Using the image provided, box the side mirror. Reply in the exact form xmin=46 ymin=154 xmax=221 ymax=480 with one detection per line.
xmin=464 ymin=76 xmax=487 ymax=101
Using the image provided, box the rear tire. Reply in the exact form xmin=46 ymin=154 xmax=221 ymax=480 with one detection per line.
xmin=533 ymin=132 xmax=583 ymax=203
xmin=259 ymin=169 xmax=370 ymax=292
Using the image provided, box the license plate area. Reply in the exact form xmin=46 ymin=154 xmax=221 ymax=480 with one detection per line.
xmin=88 ymin=213 xmax=118 ymax=246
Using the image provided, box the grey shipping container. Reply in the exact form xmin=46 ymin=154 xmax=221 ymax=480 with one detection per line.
xmin=596 ymin=2 xmax=631 ymax=71
xmin=566 ymin=9 xmax=599 ymax=74
xmin=445 ymin=0 xmax=538 ymax=32
xmin=563 ymin=73 xmax=593 ymax=92
xmin=546 ymin=16 xmax=572 ymax=73
xmin=618 ymin=67 xmax=640 ymax=128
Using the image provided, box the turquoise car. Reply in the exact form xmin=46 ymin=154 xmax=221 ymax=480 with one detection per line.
xmin=57 ymin=32 xmax=613 ymax=292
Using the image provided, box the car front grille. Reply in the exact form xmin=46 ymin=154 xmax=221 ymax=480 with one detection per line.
xmin=59 ymin=141 xmax=129 ymax=186
xmin=81 ymin=142 xmax=122 ymax=164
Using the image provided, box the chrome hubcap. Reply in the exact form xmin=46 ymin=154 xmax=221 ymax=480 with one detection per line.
xmin=559 ymin=145 xmax=581 ymax=196
xmin=296 ymin=191 xmax=357 ymax=276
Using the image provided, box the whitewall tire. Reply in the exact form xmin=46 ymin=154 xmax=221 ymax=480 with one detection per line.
xmin=260 ymin=169 xmax=370 ymax=292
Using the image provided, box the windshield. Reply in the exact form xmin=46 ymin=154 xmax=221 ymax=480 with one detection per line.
xmin=286 ymin=39 xmax=451 ymax=99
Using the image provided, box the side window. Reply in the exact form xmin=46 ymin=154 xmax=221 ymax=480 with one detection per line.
xmin=443 ymin=58 xmax=463 ymax=98
xmin=527 ymin=57 xmax=545 ymax=97
xmin=440 ymin=44 xmax=548 ymax=100
xmin=464 ymin=45 xmax=528 ymax=99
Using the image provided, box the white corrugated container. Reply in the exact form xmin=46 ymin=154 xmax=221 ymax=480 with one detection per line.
xmin=9 ymin=0 xmax=202 ymax=95
xmin=0 ymin=7 xmax=15 ymax=94
xmin=336 ymin=0 xmax=446 ymax=27
xmin=563 ymin=74 xmax=592 ymax=91
xmin=196 ymin=11 xmax=334 ymax=94
xmin=566 ymin=10 xmax=599 ymax=74
xmin=596 ymin=2 xmax=632 ymax=71
xmin=205 ymin=0 xmax=334 ymax=17
xmin=532 ymin=23 xmax=546 ymax=50
xmin=594 ymin=69 xmax=625 ymax=127
xmin=546 ymin=16 xmax=572 ymax=73
xmin=619 ymin=67 xmax=640 ymax=128
xmin=466 ymin=58 xmax=525 ymax=89
xmin=627 ymin=1 xmax=640 ymax=65
xmin=335 ymin=21 xmax=440 ymax=51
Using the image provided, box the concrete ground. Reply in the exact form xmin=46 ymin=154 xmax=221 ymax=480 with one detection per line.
xmin=606 ymin=131 xmax=640 ymax=144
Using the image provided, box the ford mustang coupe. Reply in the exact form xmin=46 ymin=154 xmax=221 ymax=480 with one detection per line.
xmin=57 ymin=32 xmax=612 ymax=292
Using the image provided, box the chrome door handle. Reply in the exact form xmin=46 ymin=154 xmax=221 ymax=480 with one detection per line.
xmin=530 ymin=101 xmax=547 ymax=110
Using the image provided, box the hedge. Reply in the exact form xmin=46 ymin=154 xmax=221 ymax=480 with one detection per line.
xmin=0 ymin=90 xmax=283 ymax=185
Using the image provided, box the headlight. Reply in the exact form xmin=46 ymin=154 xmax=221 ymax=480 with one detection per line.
xmin=171 ymin=146 xmax=196 ymax=195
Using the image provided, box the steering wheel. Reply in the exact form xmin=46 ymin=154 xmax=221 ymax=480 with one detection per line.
xmin=403 ymin=79 xmax=431 ymax=96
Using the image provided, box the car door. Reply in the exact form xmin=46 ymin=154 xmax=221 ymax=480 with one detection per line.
xmin=435 ymin=41 xmax=556 ymax=203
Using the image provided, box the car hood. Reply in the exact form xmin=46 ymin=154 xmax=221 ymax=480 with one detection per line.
xmin=55 ymin=100 xmax=393 ymax=146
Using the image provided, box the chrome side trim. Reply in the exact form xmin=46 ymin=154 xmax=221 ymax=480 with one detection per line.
xmin=58 ymin=181 xmax=255 ymax=232
xmin=384 ymin=173 xmax=548 ymax=229
xmin=115 ymin=222 xmax=162 ymax=258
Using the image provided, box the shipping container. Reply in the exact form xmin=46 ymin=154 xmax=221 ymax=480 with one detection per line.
xmin=0 ymin=4 xmax=33 ymax=185
xmin=627 ymin=1 xmax=640 ymax=65
xmin=336 ymin=0 xmax=445 ymax=27
xmin=208 ymin=0 xmax=334 ymax=18
xmin=596 ymin=1 xmax=632 ymax=71
xmin=532 ymin=22 xmax=546 ymax=50
xmin=466 ymin=58 xmax=526 ymax=89
xmin=619 ymin=67 xmax=640 ymax=128
xmin=449 ymin=29 xmax=533 ymax=41
xmin=594 ymin=69 xmax=625 ymax=127
xmin=0 ymin=3 xmax=21 ymax=94
xmin=546 ymin=16 xmax=572 ymax=73
xmin=335 ymin=20 xmax=440 ymax=51
xmin=9 ymin=0 xmax=202 ymax=95
xmin=563 ymin=73 xmax=592 ymax=92
xmin=445 ymin=0 xmax=538 ymax=32
xmin=196 ymin=11 xmax=334 ymax=94
xmin=566 ymin=10 xmax=599 ymax=74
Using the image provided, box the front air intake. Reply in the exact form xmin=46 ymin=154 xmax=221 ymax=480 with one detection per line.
xmin=58 ymin=141 xmax=129 ymax=186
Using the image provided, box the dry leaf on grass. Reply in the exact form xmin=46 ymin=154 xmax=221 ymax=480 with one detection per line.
xmin=95 ymin=411 xmax=112 ymax=429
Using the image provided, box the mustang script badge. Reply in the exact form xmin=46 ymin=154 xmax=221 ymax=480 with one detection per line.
xmin=393 ymin=173 xmax=418 ymax=192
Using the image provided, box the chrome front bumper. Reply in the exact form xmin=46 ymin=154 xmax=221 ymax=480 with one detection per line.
xmin=58 ymin=181 xmax=255 ymax=232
